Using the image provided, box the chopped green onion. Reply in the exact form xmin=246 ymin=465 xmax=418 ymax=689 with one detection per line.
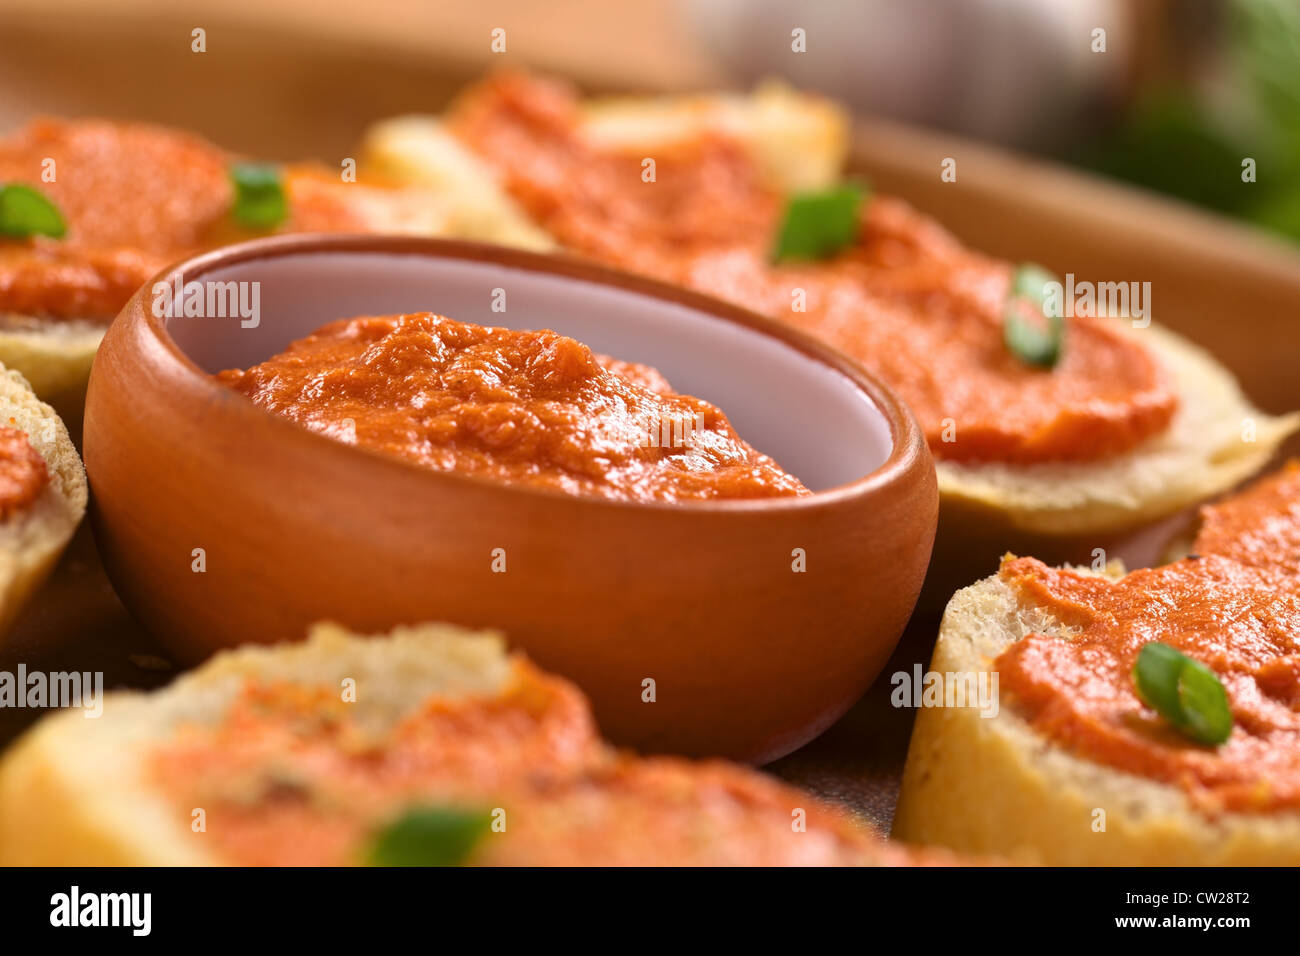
xmin=0 ymin=184 xmax=66 ymax=239
xmin=230 ymin=162 xmax=288 ymax=230
xmin=771 ymin=182 xmax=868 ymax=263
xmin=1133 ymin=642 xmax=1233 ymax=746
xmin=365 ymin=805 xmax=492 ymax=867
xmin=1003 ymin=262 xmax=1064 ymax=368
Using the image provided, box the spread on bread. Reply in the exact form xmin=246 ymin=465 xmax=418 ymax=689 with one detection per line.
xmin=0 ymin=119 xmax=399 ymax=323
xmin=146 ymin=651 xmax=882 ymax=865
xmin=996 ymin=462 xmax=1300 ymax=814
xmin=446 ymin=73 xmax=1179 ymax=465
xmin=0 ymin=424 xmax=48 ymax=518
xmin=216 ymin=312 xmax=809 ymax=502
xmin=0 ymin=623 xmax=953 ymax=866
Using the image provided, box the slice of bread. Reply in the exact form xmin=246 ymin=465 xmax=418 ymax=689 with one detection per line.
xmin=362 ymin=79 xmax=1298 ymax=584
xmin=930 ymin=323 xmax=1299 ymax=593
xmin=0 ymin=317 xmax=105 ymax=433
xmin=0 ymin=365 xmax=85 ymax=639
xmin=0 ymin=621 xmax=921 ymax=866
xmin=0 ymin=126 xmax=554 ymax=418
xmin=891 ymin=569 xmax=1300 ymax=865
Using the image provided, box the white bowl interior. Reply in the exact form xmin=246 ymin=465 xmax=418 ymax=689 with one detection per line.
xmin=162 ymin=249 xmax=893 ymax=492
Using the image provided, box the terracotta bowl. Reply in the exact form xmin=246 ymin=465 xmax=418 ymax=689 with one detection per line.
xmin=83 ymin=235 xmax=937 ymax=763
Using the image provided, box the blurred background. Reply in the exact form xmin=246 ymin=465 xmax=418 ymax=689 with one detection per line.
xmin=1 ymin=0 xmax=1297 ymax=243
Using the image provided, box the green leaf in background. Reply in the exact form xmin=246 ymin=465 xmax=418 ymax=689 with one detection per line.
xmin=1003 ymin=262 xmax=1064 ymax=368
xmin=1075 ymin=0 xmax=1300 ymax=244
xmin=230 ymin=161 xmax=288 ymax=230
xmin=1232 ymin=0 xmax=1300 ymax=142
xmin=0 ymin=184 xmax=67 ymax=239
xmin=1133 ymin=642 xmax=1233 ymax=746
xmin=771 ymin=182 xmax=868 ymax=263
xmin=365 ymin=805 xmax=493 ymax=867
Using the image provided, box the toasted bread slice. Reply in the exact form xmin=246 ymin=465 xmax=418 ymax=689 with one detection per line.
xmin=892 ymin=568 xmax=1300 ymax=865
xmin=0 ymin=365 xmax=85 ymax=639
xmin=930 ymin=323 xmax=1299 ymax=591
xmin=0 ymin=123 xmax=551 ymax=418
xmin=360 ymin=80 xmax=847 ymax=219
xmin=0 ymin=621 xmax=926 ymax=866
xmin=362 ymin=79 xmax=1297 ymax=583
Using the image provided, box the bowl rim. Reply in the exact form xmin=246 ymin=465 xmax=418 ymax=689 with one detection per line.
xmin=111 ymin=233 xmax=930 ymax=515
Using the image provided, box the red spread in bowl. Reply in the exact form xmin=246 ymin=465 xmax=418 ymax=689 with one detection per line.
xmin=216 ymin=312 xmax=809 ymax=503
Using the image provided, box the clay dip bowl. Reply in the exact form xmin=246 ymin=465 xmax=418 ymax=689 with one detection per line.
xmin=83 ymin=235 xmax=937 ymax=763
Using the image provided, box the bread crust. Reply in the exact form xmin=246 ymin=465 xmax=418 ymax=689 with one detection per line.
xmin=0 ymin=317 xmax=104 ymax=431
xmin=892 ymin=572 xmax=1300 ymax=865
xmin=0 ymin=365 xmax=86 ymax=639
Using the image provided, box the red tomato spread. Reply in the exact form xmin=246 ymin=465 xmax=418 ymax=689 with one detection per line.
xmin=0 ymin=425 xmax=47 ymax=519
xmin=447 ymin=73 xmax=1179 ymax=465
xmin=216 ymin=312 xmax=809 ymax=502
xmin=149 ymin=660 xmax=888 ymax=866
xmin=996 ymin=462 xmax=1300 ymax=813
xmin=0 ymin=119 xmax=375 ymax=322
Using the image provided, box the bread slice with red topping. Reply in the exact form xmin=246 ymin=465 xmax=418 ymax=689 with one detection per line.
xmin=0 ymin=117 xmax=550 ymax=423
xmin=0 ymin=620 xmax=950 ymax=866
xmin=0 ymin=364 xmax=85 ymax=639
xmin=361 ymin=73 xmax=1299 ymax=591
xmin=893 ymin=463 xmax=1300 ymax=865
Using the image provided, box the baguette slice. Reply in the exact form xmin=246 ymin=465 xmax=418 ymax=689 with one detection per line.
xmin=362 ymin=79 xmax=1298 ymax=586
xmin=0 ymin=365 xmax=86 ymax=639
xmin=360 ymin=80 xmax=847 ymax=222
xmin=892 ymin=567 xmax=1300 ymax=866
xmin=0 ymin=124 xmax=551 ymax=420
xmin=929 ymin=323 xmax=1299 ymax=595
xmin=0 ymin=621 xmax=937 ymax=866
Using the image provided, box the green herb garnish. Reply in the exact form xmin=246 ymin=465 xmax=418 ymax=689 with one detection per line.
xmin=771 ymin=182 xmax=868 ymax=263
xmin=230 ymin=162 xmax=288 ymax=230
xmin=1003 ymin=262 xmax=1064 ymax=368
xmin=0 ymin=184 xmax=66 ymax=239
xmin=365 ymin=805 xmax=492 ymax=867
xmin=1133 ymin=642 xmax=1233 ymax=745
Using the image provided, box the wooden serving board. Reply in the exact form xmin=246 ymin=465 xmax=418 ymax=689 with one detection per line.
xmin=2 ymin=2 xmax=1299 ymax=837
